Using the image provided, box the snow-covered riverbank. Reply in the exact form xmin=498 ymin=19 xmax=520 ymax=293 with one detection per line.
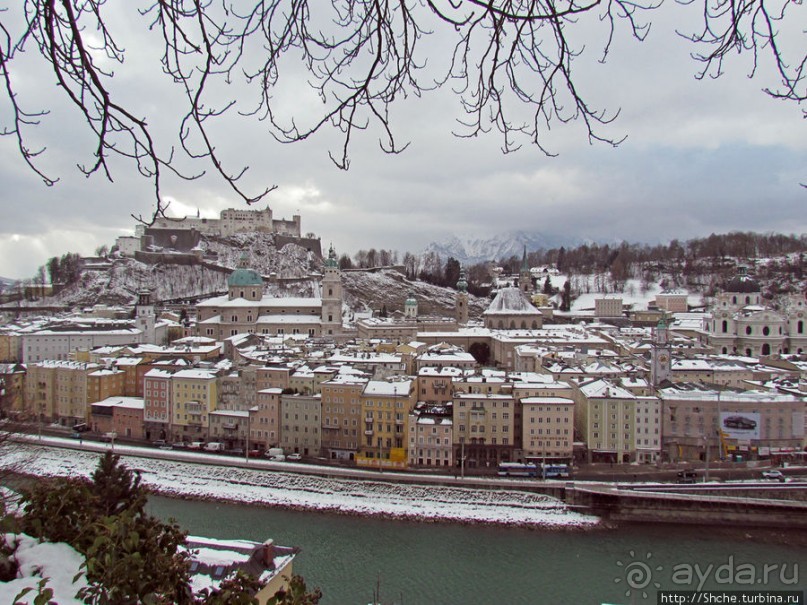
xmin=2 ymin=441 xmax=599 ymax=529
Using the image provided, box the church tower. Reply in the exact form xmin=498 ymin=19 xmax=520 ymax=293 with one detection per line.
xmin=321 ymin=244 xmax=343 ymax=336
xmin=456 ymin=267 xmax=469 ymax=326
xmin=519 ymin=246 xmax=532 ymax=295
xmin=650 ymin=315 xmax=672 ymax=387
xmin=404 ymin=291 xmax=418 ymax=319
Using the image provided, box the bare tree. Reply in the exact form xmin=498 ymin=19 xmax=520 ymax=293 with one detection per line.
xmin=1 ymin=1 xmax=803 ymax=223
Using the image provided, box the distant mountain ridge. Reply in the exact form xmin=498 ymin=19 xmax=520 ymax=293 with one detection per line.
xmin=422 ymin=231 xmax=580 ymax=265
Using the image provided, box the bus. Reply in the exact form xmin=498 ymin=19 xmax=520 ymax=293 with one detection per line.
xmin=541 ymin=463 xmax=571 ymax=479
xmin=497 ymin=462 xmax=539 ymax=478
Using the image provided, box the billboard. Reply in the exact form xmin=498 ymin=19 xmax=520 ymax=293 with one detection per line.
xmin=720 ymin=412 xmax=761 ymax=440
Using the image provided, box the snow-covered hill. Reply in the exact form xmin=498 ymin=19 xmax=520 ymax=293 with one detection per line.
xmin=45 ymin=232 xmax=319 ymax=307
xmin=36 ymin=233 xmax=483 ymax=318
xmin=342 ymin=268 xmax=488 ymax=317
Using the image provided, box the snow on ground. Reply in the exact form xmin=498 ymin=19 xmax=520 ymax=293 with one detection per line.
xmin=0 ymin=533 xmax=88 ymax=604
xmin=2 ymin=441 xmax=598 ymax=529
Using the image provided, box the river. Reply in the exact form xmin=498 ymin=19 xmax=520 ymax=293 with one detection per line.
xmin=147 ymin=495 xmax=807 ymax=605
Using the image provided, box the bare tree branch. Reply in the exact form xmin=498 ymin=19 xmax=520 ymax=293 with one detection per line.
xmin=0 ymin=0 xmax=803 ymax=218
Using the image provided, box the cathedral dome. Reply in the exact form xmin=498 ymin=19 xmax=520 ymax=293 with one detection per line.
xmin=228 ymin=267 xmax=263 ymax=288
xmin=228 ymin=252 xmax=263 ymax=288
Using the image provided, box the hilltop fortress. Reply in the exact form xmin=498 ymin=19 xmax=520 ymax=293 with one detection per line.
xmin=115 ymin=206 xmax=320 ymax=261
xmin=150 ymin=206 xmax=301 ymax=238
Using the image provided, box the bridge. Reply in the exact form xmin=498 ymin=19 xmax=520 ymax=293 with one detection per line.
xmin=565 ymin=481 xmax=807 ymax=528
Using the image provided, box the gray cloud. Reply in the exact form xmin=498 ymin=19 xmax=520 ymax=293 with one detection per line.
xmin=0 ymin=3 xmax=804 ymax=278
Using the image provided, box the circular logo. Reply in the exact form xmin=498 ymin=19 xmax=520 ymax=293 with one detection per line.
xmin=614 ymin=551 xmax=663 ymax=600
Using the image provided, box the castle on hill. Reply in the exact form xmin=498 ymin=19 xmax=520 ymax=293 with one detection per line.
xmin=115 ymin=206 xmax=319 ymax=259
xmin=151 ymin=206 xmax=300 ymax=238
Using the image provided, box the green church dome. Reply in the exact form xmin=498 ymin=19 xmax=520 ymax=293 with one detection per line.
xmin=228 ymin=267 xmax=263 ymax=288
xmin=228 ymin=252 xmax=263 ymax=288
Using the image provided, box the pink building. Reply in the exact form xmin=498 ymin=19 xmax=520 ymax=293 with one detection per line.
xmin=90 ymin=396 xmax=145 ymax=440
xmin=143 ymin=368 xmax=173 ymax=442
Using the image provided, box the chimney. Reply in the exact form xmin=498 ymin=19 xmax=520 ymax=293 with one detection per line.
xmin=262 ymin=539 xmax=275 ymax=568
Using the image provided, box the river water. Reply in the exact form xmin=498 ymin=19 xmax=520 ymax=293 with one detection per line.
xmin=147 ymin=496 xmax=807 ymax=605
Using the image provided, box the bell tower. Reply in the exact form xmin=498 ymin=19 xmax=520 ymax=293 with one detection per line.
xmin=456 ymin=267 xmax=469 ymax=326
xmin=519 ymin=246 xmax=532 ymax=295
xmin=651 ymin=315 xmax=672 ymax=387
xmin=135 ymin=290 xmax=157 ymax=344
xmin=321 ymin=244 xmax=343 ymax=336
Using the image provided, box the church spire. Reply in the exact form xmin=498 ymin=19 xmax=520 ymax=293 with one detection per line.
xmin=325 ymin=243 xmax=338 ymax=268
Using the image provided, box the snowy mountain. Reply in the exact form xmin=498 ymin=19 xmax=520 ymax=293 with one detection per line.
xmin=0 ymin=276 xmax=15 ymax=294
xmin=422 ymin=231 xmax=579 ymax=265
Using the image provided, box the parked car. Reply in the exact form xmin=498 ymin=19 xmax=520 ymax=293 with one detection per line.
xmin=286 ymin=453 xmax=302 ymax=461
xmin=723 ymin=415 xmax=757 ymax=430
xmin=187 ymin=441 xmax=204 ymax=450
xmin=152 ymin=439 xmax=167 ymax=448
xmin=172 ymin=442 xmax=187 ymax=449
xmin=204 ymin=442 xmax=225 ymax=452
xmin=100 ymin=432 xmax=117 ymax=443
xmin=267 ymin=454 xmax=286 ymax=462
xmin=761 ymin=470 xmax=785 ymax=481
xmin=677 ymin=470 xmax=698 ymax=484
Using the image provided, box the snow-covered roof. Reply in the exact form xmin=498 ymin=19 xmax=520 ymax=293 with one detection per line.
xmin=484 ymin=288 xmax=541 ymax=315
xmin=577 ymin=378 xmax=635 ymax=399
xmin=658 ymin=385 xmax=803 ymax=403
xmin=173 ymin=368 xmax=218 ymax=380
xmin=197 ymin=295 xmax=321 ymax=308
xmin=256 ymin=315 xmax=321 ymax=324
xmin=144 ymin=368 xmax=175 ymax=379
xmin=91 ymin=396 xmax=145 ymax=410
xmin=418 ymin=366 xmax=464 ymax=377
xmin=210 ymin=409 xmax=250 ymax=418
xmin=521 ymin=397 xmax=575 ymax=406
xmin=364 ymin=379 xmax=413 ymax=396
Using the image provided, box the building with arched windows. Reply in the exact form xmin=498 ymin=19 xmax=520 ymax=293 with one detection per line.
xmin=196 ymin=247 xmax=344 ymax=340
xmin=707 ymin=271 xmax=807 ymax=357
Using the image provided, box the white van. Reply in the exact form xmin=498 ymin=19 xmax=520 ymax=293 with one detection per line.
xmin=204 ymin=442 xmax=225 ymax=452
xmin=265 ymin=447 xmax=285 ymax=461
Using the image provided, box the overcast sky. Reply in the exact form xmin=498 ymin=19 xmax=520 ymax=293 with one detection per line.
xmin=0 ymin=2 xmax=804 ymax=280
